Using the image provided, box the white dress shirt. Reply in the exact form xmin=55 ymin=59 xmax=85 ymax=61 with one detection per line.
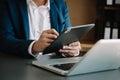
xmin=27 ymin=0 xmax=50 ymax=57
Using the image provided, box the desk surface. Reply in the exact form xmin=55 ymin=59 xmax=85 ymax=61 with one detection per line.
xmin=0 ymin=53 xmax=120 ymax=80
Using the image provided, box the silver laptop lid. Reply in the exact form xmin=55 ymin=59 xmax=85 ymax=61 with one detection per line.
xmin=68 ymin=39 xmax=120 ymax=76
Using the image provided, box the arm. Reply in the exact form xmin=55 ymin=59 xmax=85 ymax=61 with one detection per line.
xmin=0 ymin=0 xmax=33 ymax=58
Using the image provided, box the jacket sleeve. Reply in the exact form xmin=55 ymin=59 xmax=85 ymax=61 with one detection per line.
xmin=0 ymin=0 xmax=34 ymax=58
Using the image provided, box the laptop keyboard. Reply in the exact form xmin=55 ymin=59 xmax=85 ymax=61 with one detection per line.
xmin=51 ymin=63 xmax=76 ymax=71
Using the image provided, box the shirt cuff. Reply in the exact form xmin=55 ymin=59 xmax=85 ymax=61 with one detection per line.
xmin=28 ymin=41 xmax=43 ymax=58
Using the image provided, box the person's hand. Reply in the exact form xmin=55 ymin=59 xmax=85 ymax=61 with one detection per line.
xmin=59 ymin=41 xmax=81 ymax=57
xmin=32 ymin=29 xmax=59 ymax=54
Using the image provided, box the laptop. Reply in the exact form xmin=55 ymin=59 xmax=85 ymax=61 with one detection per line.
xmin=32 ymin=39 xmax=120 ymax=76
xmin=43 ymin=24 xmax=94 ymax=54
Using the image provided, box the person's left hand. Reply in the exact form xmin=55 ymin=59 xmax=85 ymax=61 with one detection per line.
xmin=59 ymin=41 xmax=81 ymax=57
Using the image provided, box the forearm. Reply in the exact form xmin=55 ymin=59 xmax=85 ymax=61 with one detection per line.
xmin=0 ymin=37 xmax=34 ymax=58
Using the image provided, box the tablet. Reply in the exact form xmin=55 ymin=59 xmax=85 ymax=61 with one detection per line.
xmin=43 ymin=24 xmax=95 ymax=54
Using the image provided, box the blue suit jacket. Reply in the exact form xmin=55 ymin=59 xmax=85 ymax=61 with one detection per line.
xmin=0 ymin=0 xmax=71 ymax=58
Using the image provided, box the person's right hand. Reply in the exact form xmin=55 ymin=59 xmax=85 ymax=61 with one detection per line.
xmin=32 ymin=29 xmax=59 ymax=54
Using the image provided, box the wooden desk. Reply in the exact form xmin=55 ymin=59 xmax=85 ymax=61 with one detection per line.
xmin=80 ymin=43 xmax=94 ymax=56
xmin=0 ymin=53 xmax=120 ymax=80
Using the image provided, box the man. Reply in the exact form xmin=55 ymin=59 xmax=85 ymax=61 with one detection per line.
xmin=0 ymin=0 xmax=81 ymax=58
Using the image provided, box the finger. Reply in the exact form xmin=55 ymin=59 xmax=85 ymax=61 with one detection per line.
xmin=62 ymin=46 xmax=77 ymax=50
xmin=45 ymin=29 xmax=59 ymax=36
xmin=41 ymin=37 xmax=55 ymax=43
xmin=59 ymin=45 xmax=81 ymax=56
xmin=60 ymin=49 xmax=79 ymax=57
xmin=59 ymin=48 xmax=76 ymax=53
xmin=46 ymin=33 xmax=58 ymax=39
xmin=62 ymin=52 xmax=76 ymax=57
xmin=46 ymin=38 xmax=54 ymax=43
xmin=69 ymin=41 xmax=80 ymax=47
